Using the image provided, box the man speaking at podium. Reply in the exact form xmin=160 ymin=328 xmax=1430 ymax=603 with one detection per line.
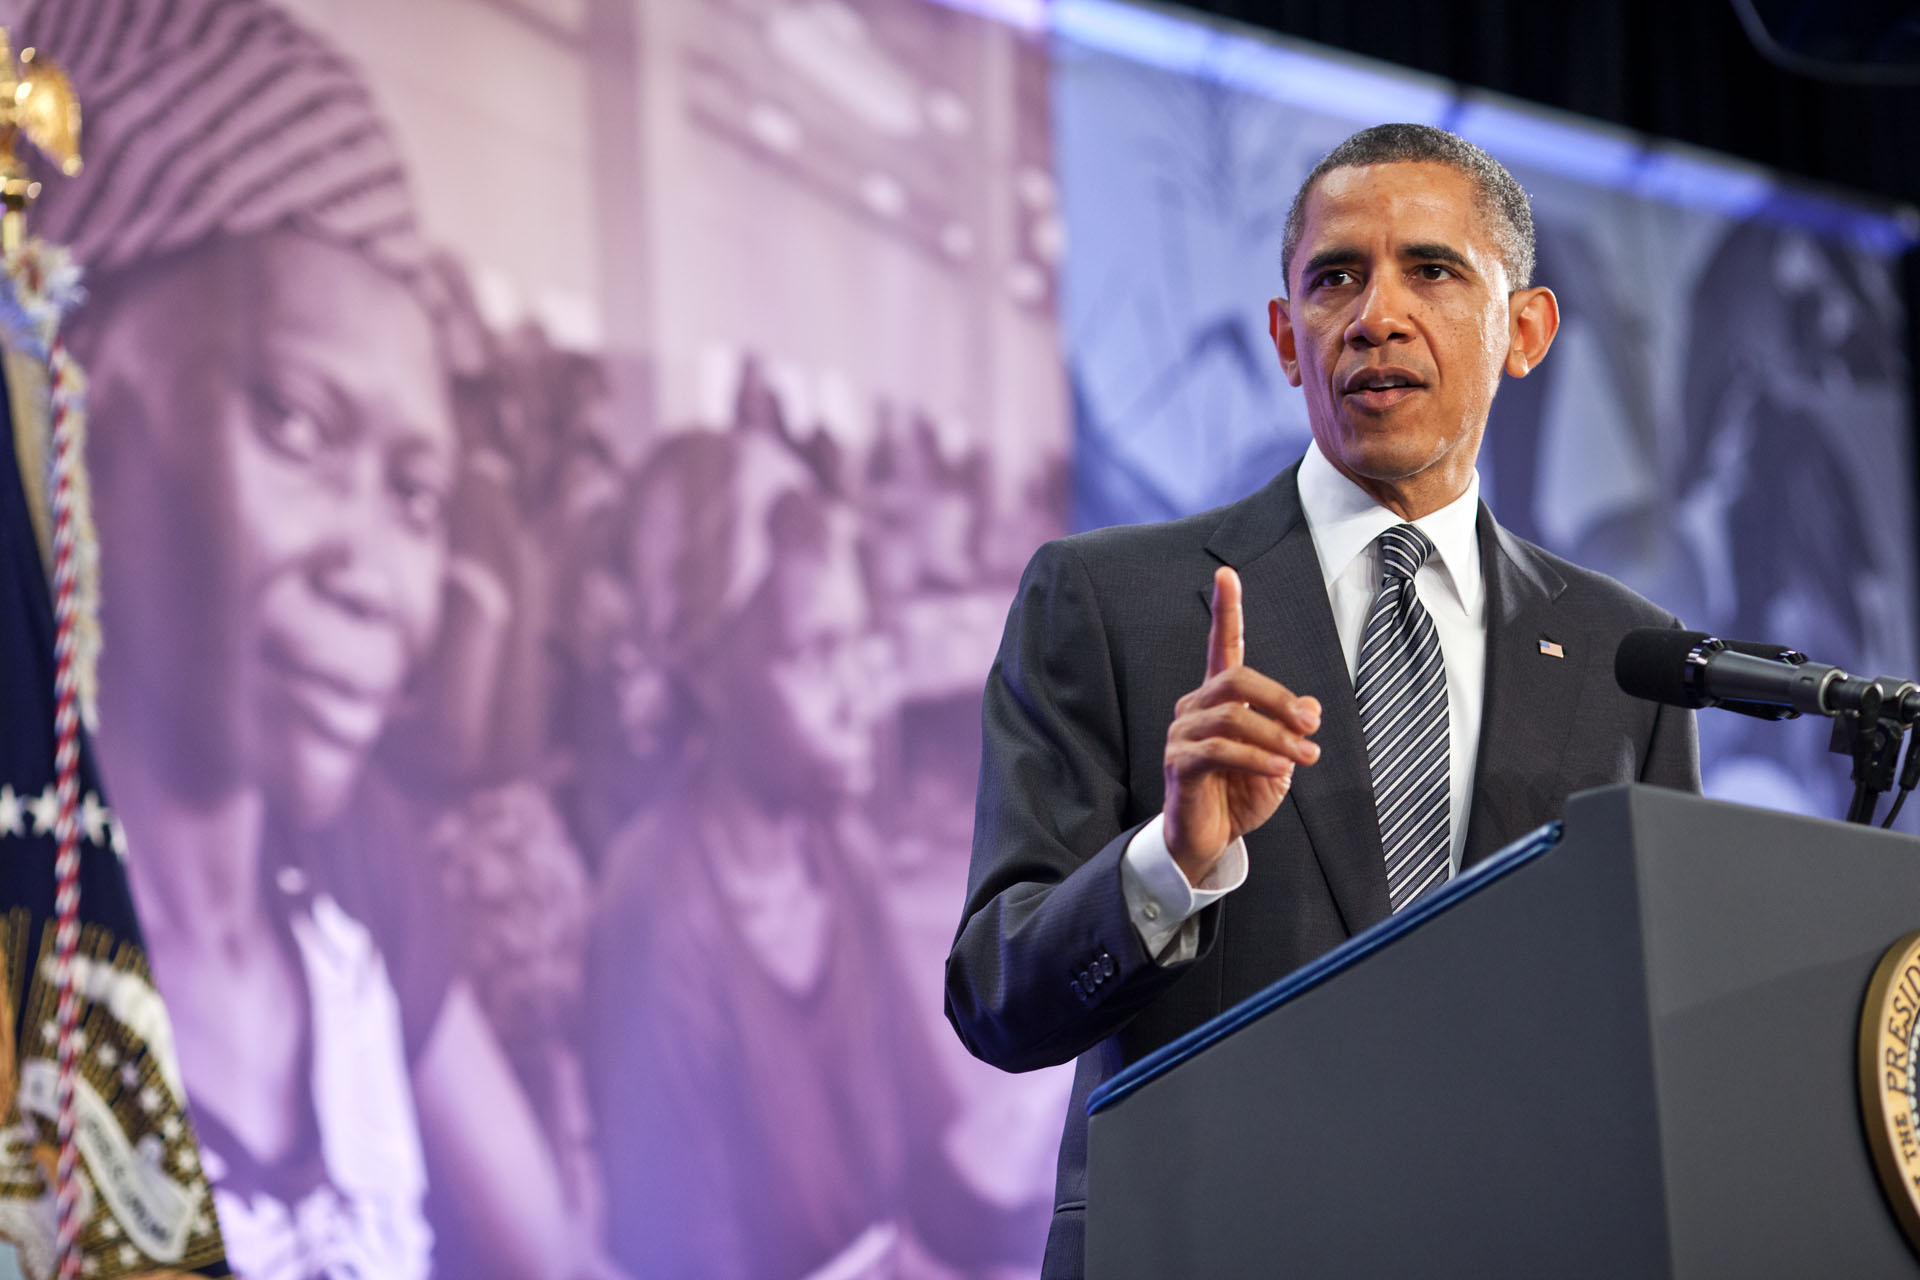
xmin=945 ymin=123 xmax=1700 ymax=1278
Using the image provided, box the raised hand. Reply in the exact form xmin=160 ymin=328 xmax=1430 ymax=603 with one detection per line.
xmin=1161 ymin=566 xmax=1322 ymax=885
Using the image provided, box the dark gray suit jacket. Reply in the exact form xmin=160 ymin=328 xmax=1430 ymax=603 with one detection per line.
xmin=944 ymin=461 xmax=1700 ymax=1279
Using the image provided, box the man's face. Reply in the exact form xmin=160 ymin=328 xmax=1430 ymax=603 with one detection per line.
xmin=1271 ymin=161 xmax=1546 ymax=515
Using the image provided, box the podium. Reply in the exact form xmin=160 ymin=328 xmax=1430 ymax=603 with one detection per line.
xmin=1084 ymin=784 xmax=1920 ymax=1277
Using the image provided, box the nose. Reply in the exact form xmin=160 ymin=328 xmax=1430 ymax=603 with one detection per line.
xmin=308 ymin=453 xmax=397 ymax=623
xmin=1344 ymin=274 xmax=1413 ymax=348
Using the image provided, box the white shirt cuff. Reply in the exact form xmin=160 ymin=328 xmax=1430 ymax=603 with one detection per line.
xmin=1120 ymin=814 xmax=1248 ymax=964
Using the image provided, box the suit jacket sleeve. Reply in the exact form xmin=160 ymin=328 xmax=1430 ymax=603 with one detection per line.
xmin=945 ymin=538 xmax=1215 ymax=1073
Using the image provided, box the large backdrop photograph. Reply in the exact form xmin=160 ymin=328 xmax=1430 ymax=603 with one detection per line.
xmin=5 ymin=0 xmax=1914 ymax=1276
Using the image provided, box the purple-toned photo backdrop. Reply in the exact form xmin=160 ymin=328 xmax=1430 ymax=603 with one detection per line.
xmin=26 ymin=0 xmax=1067 ymax=1275
xmin=11 ymin=0 xmax=1915 ymax=1276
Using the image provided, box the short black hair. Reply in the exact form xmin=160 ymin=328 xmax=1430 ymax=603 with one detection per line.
xmin=1280 ymin=123 xmax=1536 ymax=293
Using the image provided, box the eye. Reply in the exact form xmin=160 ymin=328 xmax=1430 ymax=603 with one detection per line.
xmin=396 ymin=483 xmax=446 ymax=533
xmin=390 ymin=456 xmax=452 ymax=535
xmin=1414 ymin=263 xmax=1455 ymax=282
xmin=251 ymin=393 xmax=328 ymax=464
xmin=1311 ymin=268 xmax=1356 ymax=290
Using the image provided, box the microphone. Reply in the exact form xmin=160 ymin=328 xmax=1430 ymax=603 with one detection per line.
xmin=1614 ymin=629 xmax=1884 ymax=720
xmin=1712 ymin=638 xmax=1810 ymax=722
xmin=1871 ymin=676 xmax=1920 ymax=727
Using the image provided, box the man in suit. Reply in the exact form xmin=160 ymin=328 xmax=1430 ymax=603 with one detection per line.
xmin=945 ymin=123 xmax=1700 ymax=1278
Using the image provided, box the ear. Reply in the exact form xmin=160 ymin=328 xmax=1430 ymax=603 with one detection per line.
xmin=1269 ymin=297 xmax=1303 ymax=387
xmin=1504 ymin=286 xmax=1559 ymax=378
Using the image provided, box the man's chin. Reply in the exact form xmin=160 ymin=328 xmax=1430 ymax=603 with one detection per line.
xmin=1325 ymin=436 xmax=1452 ymax=485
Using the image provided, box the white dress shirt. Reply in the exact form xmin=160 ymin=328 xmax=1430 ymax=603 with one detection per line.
xmin=1121 ymin=441 xmax=1489 ymax=961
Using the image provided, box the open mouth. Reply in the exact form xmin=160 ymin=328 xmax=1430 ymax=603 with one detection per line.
xmin=1341 ymin=368 xmax=1426 ymax=410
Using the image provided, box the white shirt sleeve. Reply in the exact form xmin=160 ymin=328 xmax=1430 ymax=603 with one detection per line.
xmin=1120 ymin=813 xmax=1249 ymax=964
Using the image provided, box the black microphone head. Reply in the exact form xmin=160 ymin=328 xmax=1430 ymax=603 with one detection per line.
xmin=1614 ymin=628 xmax=1717 ymax=708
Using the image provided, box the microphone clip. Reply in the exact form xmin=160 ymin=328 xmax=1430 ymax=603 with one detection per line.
xmin=1829 ymin=677 xmax=1920 ymax=826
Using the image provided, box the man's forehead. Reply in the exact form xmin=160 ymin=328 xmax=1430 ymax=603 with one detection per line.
xmin=1299 ymin=161 xmax=1491 ymax=243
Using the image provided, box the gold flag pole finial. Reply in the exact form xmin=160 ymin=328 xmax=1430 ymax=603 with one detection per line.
xmin=0 ymin=28 xmax=82 ymax=253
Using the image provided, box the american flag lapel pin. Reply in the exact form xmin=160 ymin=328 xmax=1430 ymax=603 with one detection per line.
xmin=1538 ymin=636 xmax=1565 ymax=659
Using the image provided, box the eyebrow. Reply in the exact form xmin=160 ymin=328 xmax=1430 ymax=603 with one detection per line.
xmin=1402 ymin=241 xmax=1472 ymax=272
xmin=1298 ymin=245 xmax=1360 ymax=282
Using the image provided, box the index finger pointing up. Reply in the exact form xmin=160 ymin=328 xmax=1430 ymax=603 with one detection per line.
xmin=1207 ymin=565 xmax=1244 ymax=678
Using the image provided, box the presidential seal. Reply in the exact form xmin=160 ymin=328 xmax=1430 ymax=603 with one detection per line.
xmin=1860 ymin=930 xmax=1920 ymax=1251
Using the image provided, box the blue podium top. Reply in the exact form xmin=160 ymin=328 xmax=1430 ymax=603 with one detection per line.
xmin=1085 ymin=820 xmax=1565 ymax=1115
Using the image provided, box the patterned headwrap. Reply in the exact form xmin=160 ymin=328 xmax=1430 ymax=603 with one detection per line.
xmin=19 ymin=0 xmax=444 ymax=312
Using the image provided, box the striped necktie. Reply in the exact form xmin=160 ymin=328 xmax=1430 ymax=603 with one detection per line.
xmin=1355 ymin=524 xmax=1451 ymax=913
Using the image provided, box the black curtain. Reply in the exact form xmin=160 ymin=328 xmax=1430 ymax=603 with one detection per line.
xmin=1178 ymin=0 xmax=1920 ymax=209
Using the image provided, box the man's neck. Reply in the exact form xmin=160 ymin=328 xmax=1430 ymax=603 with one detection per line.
xmin=1339 ymin=467 xmax=1469 ymax=521
xmin=1310 ymin=437 xmax=1478 ymax=521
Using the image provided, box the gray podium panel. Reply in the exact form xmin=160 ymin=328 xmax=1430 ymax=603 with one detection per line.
xmin=1086 ymin=785 xmax=1920 ymax=1278
xmin=1627 ymin=791 xmax=1920 ymax=1276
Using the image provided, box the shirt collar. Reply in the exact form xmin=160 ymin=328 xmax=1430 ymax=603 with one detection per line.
xmin=1296 ymin=439 xmax=1484 ymax=619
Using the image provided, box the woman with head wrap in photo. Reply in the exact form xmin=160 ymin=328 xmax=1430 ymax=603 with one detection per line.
xmin=21 ymin=1 xmax=614 ymax=1276
xmin=584 ymin=429 xmax=1047 ymax=1279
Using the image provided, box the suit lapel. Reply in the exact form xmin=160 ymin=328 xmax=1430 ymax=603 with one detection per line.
xmin=1463 ymin=508 xmax=1576 ymax=865
xmin=1203 ymin=465 xmax=1389 ymax=934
